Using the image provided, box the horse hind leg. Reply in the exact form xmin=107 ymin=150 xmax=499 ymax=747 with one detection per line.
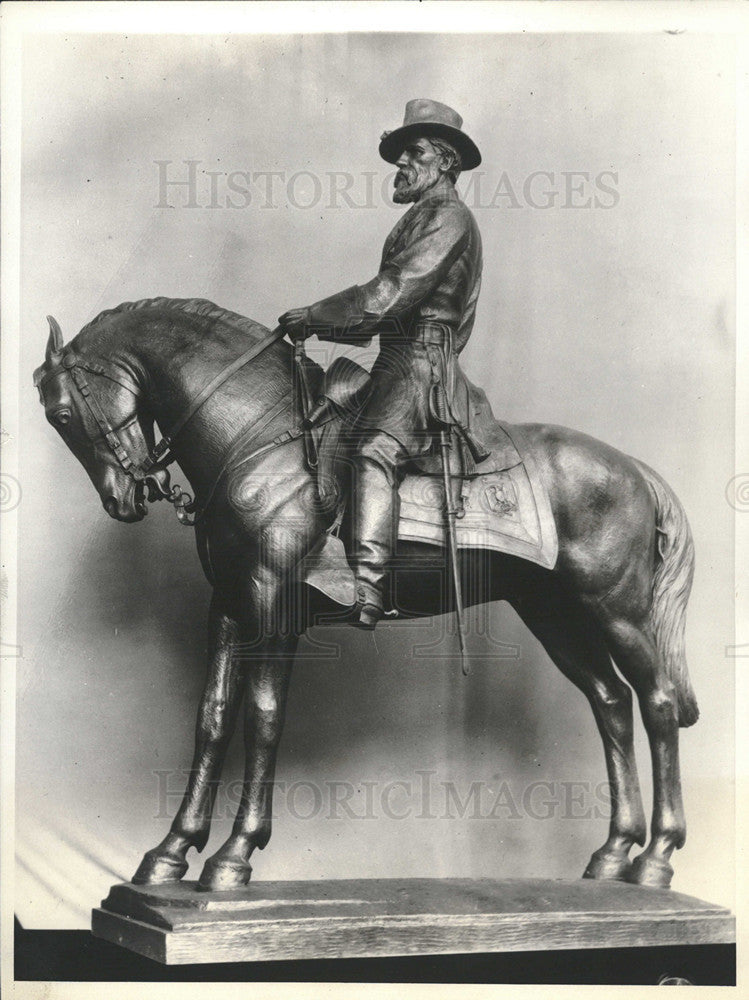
xmin=597 ymin=612 xmax=686 ymax=889
xmin=513 ymin=594 xmax=647 ymax=882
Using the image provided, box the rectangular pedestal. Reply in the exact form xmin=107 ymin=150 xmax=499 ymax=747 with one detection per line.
xmin=92 ymin=877 xmax=735 ymax=966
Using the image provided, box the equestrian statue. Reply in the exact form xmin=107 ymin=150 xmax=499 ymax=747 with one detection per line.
xmin=35 ymin=100 xmax=698 ymax=894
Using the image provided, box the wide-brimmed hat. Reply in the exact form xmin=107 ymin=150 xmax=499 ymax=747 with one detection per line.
xmin=379 ymin=99 xmax=481 ymax=171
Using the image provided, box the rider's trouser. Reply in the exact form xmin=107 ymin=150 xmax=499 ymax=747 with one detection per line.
xmin=349 ymin=430 xmax=410 ymax=612
xmin=348 ymin=324 xmax=461 ymax=613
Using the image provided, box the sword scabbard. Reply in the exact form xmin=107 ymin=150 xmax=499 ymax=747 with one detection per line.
xmin=439 ymin=428 xmax=470 ymax=676
xmin=294 ymin=339 xmax=318 ymax=469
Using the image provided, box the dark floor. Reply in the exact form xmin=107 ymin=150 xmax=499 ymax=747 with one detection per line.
xmin=14 ymin=920 xmax=735 ymax=985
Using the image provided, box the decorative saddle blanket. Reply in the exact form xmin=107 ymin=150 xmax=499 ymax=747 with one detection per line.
xmin=398 ymin=429 xmax=556 ymax=568
xmin=299 ymin=359 xmax=558 ymax=606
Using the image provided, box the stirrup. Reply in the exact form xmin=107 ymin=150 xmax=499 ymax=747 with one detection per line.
xmin=350 ymin=585 xmax=384 ymax=630
xmin=351 ymin=604 xmax=382 ymax=630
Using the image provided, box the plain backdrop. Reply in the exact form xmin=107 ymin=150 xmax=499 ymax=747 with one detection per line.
xmin=15 ymin=30 xmax=735 ymax=927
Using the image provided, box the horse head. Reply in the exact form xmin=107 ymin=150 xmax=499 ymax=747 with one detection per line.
xmin=34 ymin=315 xmax=171 ymax=522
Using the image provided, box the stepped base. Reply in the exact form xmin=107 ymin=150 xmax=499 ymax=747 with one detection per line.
xmin=92 ymin=877 xmax=735 ymax=966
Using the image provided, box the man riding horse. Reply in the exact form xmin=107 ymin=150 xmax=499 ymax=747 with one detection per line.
xmin=279 ymin=99 xmax=484 ymax=629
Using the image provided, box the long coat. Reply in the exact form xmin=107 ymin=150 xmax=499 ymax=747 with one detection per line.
xmin=306 ymin=174 xmax=483 ymax=458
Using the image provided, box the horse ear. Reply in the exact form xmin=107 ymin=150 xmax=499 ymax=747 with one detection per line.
xmin=45 ymin=315 xmax=64 ymax=362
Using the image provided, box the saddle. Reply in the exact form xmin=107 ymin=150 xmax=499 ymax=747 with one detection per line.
xmin=300 ymin=357 xmax=558 ymax=606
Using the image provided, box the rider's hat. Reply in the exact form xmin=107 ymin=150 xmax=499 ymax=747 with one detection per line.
xmin=379 ymin=99 xmax=481 ymax=171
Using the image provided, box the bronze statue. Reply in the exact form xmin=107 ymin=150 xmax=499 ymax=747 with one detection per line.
xmin=279 ymin=100 xmax=485 ymax=633
xmin=35 ymin=285 xmax=697 ymax=893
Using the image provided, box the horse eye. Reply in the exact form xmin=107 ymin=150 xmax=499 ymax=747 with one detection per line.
xmin=52 ymin=409 xmax=71 ymax=427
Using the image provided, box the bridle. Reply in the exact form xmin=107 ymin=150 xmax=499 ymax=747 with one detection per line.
xmin=36 ymin=324 xmax=289 ymax=526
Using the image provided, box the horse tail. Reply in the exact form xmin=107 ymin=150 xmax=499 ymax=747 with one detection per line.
xmin=634 ymin=460 xmax=699 ymax=728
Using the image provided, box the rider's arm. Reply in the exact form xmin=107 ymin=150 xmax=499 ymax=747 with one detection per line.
xmin=307 ymin=202 xmax=469 ymax=344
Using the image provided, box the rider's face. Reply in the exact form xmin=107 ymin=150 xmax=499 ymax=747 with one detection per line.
xmin=393 ymin=138 xmax=446 ymax=203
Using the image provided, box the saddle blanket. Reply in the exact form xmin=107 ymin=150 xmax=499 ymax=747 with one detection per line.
xmin=399 ymin=460 xmax=556 ymax=567
xmin=301 ymin=422 xmax=558 ymax=607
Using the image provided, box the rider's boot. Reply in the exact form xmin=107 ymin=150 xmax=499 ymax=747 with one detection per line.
xmin=348 ymin=434 xmax=405 ymax=629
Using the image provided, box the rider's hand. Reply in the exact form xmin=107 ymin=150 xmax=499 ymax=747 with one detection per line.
xmin=278 ymin=307 xmax=311 ymax=341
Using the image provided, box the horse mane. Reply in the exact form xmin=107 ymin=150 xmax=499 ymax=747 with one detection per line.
xmin=78 ymin=297 xmax=270 ymax=344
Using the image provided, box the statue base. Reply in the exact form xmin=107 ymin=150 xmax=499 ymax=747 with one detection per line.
xmin=91 ymin=877 xmax=735 ymax=966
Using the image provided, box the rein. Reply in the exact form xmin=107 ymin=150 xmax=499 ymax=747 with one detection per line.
xmin=44 ymin=324 xmax=290 ymax=526
xmin=141 ymin=325 xmax=288 ymax=473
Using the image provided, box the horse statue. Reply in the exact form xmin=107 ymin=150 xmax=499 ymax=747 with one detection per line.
xmin=34 ymin=297 xmax=698 ymax=893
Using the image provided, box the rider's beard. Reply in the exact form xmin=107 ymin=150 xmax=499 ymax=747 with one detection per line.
xmin=393 ymin=159 xmax=443 ymax=204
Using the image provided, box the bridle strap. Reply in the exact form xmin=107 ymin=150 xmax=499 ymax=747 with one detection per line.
xmin=54 ymin=323 xmax=292 ymax=521
xmin=143 ymin=325 xmax=287 ymax=470
xmin=67 ymin=363 xmax=141 ymax=475
xmin=41 ymin=354 xmax=140 ymax=396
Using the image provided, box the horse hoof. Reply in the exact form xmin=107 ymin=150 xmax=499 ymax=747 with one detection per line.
xmin=582 ymin=847 xmax=632 ymax=882
xmin=198 ymin=857 xmax=252 ymax=892
xmin=132 ymin=850 xmax=188 ymax=885
xmin=627 ymin=853 xmax=674 ymax=889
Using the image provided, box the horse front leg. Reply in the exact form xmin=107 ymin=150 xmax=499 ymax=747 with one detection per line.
xmin=132 ymin=595 xmax=244 ymax=884
xmin=197 ymin=629 xmax=297 ymax=890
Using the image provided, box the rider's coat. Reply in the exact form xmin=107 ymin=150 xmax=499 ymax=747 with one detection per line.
xmin=305 ymin=174 xmax=483 ymax=456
